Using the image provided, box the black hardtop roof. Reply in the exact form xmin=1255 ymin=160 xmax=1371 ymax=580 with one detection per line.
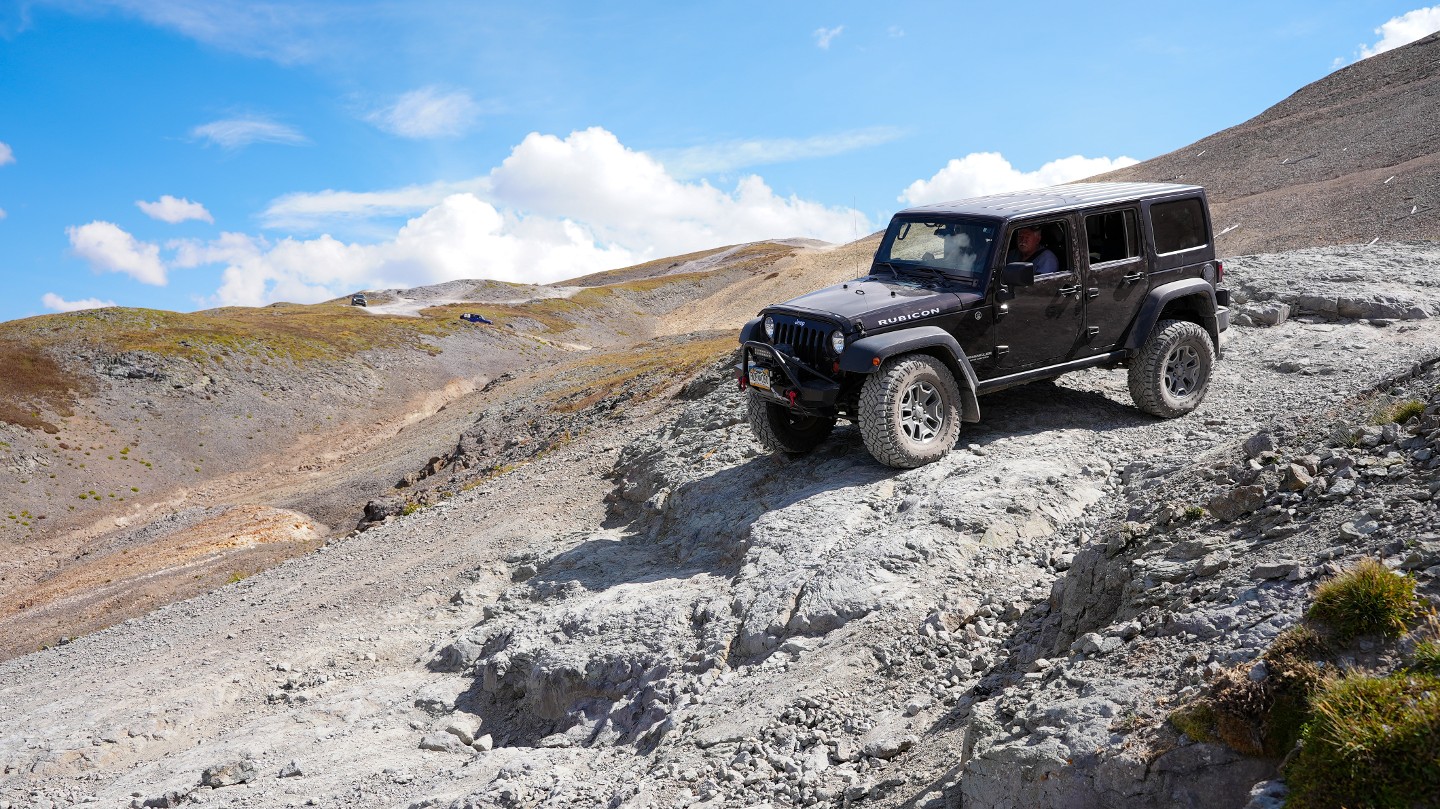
xmin=897 ymin=181 xmax=1205 ymax=220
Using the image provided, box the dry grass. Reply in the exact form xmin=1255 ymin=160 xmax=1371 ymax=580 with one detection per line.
xmin=0 ymin=339 xmax=93 ymax=433
xmin=559 ymin=245 xmax=736 ymax=286
xmin=548 ymin=335 xmax=735 ymax=414
xmin=0 ymin=304 xmax=460 ymax=430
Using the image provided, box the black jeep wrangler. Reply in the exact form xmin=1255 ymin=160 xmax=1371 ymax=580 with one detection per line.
xmin=738 ymin=182 xmax=1231 ymax=468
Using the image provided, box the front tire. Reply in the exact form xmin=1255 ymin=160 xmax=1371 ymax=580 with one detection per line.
xmin=1128 ymin=319 xmax=1214 ymax=418
xmin=747 ymin=392 xmax=835 ymax=454
xmin=858 ymin=355 xmax=962 ymax=468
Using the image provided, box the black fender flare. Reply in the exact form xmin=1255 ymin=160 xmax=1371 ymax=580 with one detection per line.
xmin=1126 ymin=279 xmax=1220 ymax=354
xmin=738 ymin=316 xmax=764 ymax=345
xmin=839 ymin=326 xmax=981 ymax=423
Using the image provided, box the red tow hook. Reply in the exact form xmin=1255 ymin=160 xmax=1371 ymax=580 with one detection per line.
xmin=738 ymin=371 xmax=748 ymax=391
xmin=786 ymin=390 xmax=798 ymax=406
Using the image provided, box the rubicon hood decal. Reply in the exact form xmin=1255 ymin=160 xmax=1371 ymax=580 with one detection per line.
xmin=770 ymin=278 xmax=979 ymax=331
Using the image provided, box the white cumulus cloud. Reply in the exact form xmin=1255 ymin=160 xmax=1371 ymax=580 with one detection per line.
xmin=66 ymin=221 xmax=168 ymax=285
xmin=367 ymin=87 xmax=483 ymax=139
xmin=185 ymin=127 xmax=866 ymax=307
xmin=191 ymin=116 xmax=307 ymax=149
xmin=814 ymin=25 xmax=843 ymax=49
xmin=899 ymin=152 xmax=1140 ymax=206
xmin=1359 ymin=5 xmax=1440 ymax=58
xmin=42 ymin=293 xmax=118 ymax=312
xmin=0 ymin=141 xmax=13 ymax=166
xmin=137 ymin=195 xmax=214 ymax=224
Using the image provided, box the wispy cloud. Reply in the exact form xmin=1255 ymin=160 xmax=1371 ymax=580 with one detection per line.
xmin=259 ymin=178 xmax=491 ymax=231
xmin=66 ymin=221 xmax=168 ymax=285
xmin=191 ymin=116 xmax=307 ymax=149
xmin=39 ymin=0 xmax=326 ymax=64
xmin=366 ymin=86 xmax=484 ymax=139
xmin=658 ymin=127 xmax=902 ymax=178
xmin=888 ymin=26 xmax=905 ymax=38
xmin=137 ymin=195 xmax=214 ymax=224
xmin=900 ymin=152 xmax=1140 ymax=205
xmin=0 ymin=141 xmax=13 ymax=166
xmin=813 ymin=25 xmax=843 ymax=49
xmin=42 ymin=292 xmax=117 ymax=312
xmin=1358 ymin=5 xmax=1440 ymax=58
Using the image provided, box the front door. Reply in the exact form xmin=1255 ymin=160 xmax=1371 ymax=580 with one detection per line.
xmin=1080 ymin=206 xmax=1149 ymax=353
xmin=994 ymin=217 xmax=1084 ymax=371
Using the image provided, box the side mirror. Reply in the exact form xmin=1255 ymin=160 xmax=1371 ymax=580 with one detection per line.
xmin=1001 ymin=262 xmax=1035 ymax=287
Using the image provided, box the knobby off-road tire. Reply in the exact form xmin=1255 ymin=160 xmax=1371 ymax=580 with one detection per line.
xmin=1128 ymin=318 xmax=1215 ymax=418
xmin=858 ymin=355 xmax=962 ymax=468
xmin=746 ymin=391 xmax=836 ymax=454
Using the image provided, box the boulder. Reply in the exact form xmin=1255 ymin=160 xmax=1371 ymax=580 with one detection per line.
xmin=1207 ymin=485 xmax=1267 ymax=522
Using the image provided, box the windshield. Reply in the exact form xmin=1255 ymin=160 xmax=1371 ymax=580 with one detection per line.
xmin=876 ymin=217 xmax=997 ymax=284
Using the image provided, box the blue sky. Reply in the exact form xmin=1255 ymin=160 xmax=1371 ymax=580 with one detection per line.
xmin=1 ymin=1 xmax=1438 ymax=323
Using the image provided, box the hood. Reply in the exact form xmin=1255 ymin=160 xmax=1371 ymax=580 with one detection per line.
xmin=768 ymin=276 xmax=982 ymax=332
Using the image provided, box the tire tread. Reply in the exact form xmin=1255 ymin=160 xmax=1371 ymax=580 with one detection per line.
xmin=1127 ymin=318 xmax=1214 ymax=418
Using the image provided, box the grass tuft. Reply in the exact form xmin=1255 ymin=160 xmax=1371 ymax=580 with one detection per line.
xmin=1372 ymin=399 xmax=1426 ymax=425
xmin=1308 ymin=558 xmax=1418 ymax=641
xmin=1284 ymin=672 xmax=1440 ymax=809
xmin=1410 ymin=640 xmax=1440 ymax=676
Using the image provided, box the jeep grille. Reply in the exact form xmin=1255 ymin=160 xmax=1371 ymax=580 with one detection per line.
xmin=771 ymin=317 xmax=830 ymax=367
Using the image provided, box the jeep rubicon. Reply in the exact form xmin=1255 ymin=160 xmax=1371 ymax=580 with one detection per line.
xmin=738 ymin=182 xmax=1231 ymax=468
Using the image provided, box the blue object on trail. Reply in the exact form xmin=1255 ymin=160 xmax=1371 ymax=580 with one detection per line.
xmin=460 ymin=313 xmax=493 ymax=324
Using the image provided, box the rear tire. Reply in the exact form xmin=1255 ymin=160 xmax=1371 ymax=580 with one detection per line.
xmin=1128 ymin=319 xmax=1214 ymax=417
xmin=858 ymin=355 xmax=962 ymax=468
xmin=746 ymin=392 xmax=835 ymax=454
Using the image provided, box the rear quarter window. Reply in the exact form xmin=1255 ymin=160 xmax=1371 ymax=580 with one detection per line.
xmin=1150 ymin=198 xmax=1208 ymax=254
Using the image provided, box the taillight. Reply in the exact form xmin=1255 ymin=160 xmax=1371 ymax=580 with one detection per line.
xmin=1215 ymin=260 xmax=1224 ymax=283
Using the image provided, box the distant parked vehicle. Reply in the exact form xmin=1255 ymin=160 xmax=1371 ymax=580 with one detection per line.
xmin=351 ymin=294 xmax=368 ymax=307
xmin=460 ymin=313 xmax=493 ymax=324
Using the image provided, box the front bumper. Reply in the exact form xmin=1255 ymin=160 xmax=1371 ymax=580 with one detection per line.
xmin=739 ymin=342 xmax=841 ymax=413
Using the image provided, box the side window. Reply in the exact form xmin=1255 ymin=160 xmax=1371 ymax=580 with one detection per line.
xmin=1007 ymin=220 xmax=1069 ymax=275
xmin=1084 ymin=209 xmax=1139 ymax=264
xmin=1150 ymin=198 xmax=1207 ymax=254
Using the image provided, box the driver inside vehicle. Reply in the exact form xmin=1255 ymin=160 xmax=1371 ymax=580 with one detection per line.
xmin=1007 ymin=225 xmax=1059 ymax=276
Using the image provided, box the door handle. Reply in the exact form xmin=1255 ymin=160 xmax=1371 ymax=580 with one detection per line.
xmin=1122 ymin=271 xmax=1143 ymax=284
xmin=1058 ymin=285 xmax=1080 ymax=297
xmin=1086 ymin=287 xmax=1100 ymax=299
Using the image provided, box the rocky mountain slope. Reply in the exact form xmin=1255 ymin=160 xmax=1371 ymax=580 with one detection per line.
xmin=4 ymin=28 xmax=1440 ymax=809
xmin=1095 ymin=31 xmax=1440 ymax=257
xmin=0 ymin=240 xmax=851 ymax=659
xmin=2 ymin=241 xmax=1438 ymax=809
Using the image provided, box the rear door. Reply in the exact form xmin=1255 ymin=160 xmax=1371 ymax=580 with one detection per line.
xmin=1079 ymin=206 xmax=1148 ymax=353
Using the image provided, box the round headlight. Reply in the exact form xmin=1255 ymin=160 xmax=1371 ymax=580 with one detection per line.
xmin=763 ymin=316 xmax=775 ymax=340
xmin=830 ymin=330 xmax=845 ymax=354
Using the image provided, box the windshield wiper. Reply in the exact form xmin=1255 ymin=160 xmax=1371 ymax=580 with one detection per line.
xmin=900 ymin=264 xmax=947 ymax=284
xmin=874 ymin=261 xmax=901 ymax=278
